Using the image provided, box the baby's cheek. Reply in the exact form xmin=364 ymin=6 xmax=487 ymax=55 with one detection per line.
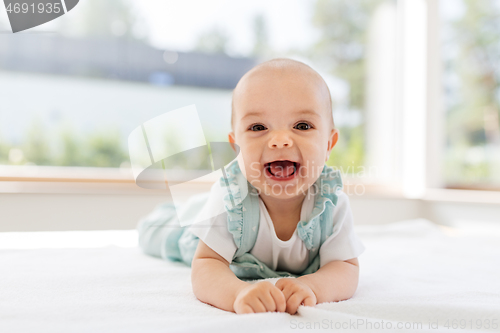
xmin=245 ymin=163 xmax=263 ymax=180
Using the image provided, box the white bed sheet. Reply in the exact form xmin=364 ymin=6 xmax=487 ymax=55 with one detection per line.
xmin=1 ymin=219 xmax=499 ymax=333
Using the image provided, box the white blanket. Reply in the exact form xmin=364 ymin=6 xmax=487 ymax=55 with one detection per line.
xmin=1 ymin=219 xmax=499 ymax=333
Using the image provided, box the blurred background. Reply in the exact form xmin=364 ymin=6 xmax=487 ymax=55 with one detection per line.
xmin=1 ymin=0 xmax=499 ymax=190
xmin=1 ymin=0 xmax=499 ymax=189
xmin=0 ymin=0 xmax=499 ymax=231
xmin=0 ymin=0 xmax=369 ymax=173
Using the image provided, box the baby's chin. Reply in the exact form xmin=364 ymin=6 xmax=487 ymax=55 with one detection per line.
xmin=251 ymin=180 xmax=311 ymax=200
xmin=260 ymin=191 xmax=307 ymax=201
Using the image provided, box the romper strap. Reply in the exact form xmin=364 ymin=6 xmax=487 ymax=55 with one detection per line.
xmin=219 ymin=160 xmax=260 ymax=260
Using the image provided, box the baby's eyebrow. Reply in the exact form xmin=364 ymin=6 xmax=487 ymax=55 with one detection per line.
xmin=241 ymin=109 xmax=320 ymax=121
xmin=241 ymin=111 xmax=263 ymax=120
xmin=295 ymin=110 xmax=321 ymax=118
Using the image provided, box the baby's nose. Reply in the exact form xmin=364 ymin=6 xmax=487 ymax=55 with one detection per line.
xmin=268 ymin=132 xmax=293 ymax=149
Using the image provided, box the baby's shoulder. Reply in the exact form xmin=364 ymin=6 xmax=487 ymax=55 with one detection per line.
xmin=334 ymin=190 xmax=349 ymax=206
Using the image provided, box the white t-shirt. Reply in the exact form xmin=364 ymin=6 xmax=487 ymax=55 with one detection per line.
xmin=188 ymin=181 xmax=365 ymax=274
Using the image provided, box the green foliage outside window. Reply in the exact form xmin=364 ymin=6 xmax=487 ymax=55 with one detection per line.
xmin=442 ymin=0 xmax=500 ymax=187
xmin=311 ymin=0 xmax=386 ymax=171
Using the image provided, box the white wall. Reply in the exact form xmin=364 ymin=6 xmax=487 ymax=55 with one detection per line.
xmin=1 ymin=184 xmax=498 ymax=232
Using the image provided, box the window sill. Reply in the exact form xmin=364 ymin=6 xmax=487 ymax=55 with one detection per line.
xmin=1 ymin=165 xmax=499 ymax=204
xmin=0 ymin=165 xmax=218 ymax=195
xmin=0 ymin=165 xmax=136 ymax=183
xmin=423 ymin=188 xmax=500 ymax=205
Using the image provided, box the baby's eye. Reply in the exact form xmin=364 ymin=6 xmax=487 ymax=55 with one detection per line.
xmin=249 ymin=124 xmax=267 ymax=131
xmin=294 ymin=122 xmax=312 ymax=130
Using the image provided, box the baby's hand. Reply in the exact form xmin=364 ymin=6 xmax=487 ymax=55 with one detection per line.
xmin=275 ymin=278 xmax=317 ymax=315
xmin=233 ymin=281 xmax=286 ymax=314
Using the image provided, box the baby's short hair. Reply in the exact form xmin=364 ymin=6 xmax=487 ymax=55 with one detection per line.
xmin=230 ymin=58 xmax=334 ymax=131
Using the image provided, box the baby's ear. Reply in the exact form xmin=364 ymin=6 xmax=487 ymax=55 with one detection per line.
xmin=329 ymin=129 xmax=339 ymax=149
xmin=326 ymin=129 xmax=339 ymax=161
xmin=228 ymin=132 xmax=237 ymax=152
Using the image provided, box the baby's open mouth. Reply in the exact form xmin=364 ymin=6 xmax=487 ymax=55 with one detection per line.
xmin=264 ymin=160 xmax=299 ymax=179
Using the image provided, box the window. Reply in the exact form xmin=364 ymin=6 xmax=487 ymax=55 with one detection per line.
xmin=440 ymin=0 xmax=500 ymax=190
xmin=0 ymin=0 xmax=393 ymax=185
xmin=3 ymin=0 xmax=495 ymax=197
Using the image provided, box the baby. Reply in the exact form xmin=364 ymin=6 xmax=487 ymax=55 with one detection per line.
xmin=137 ymin=58 xmax=365 ymax=315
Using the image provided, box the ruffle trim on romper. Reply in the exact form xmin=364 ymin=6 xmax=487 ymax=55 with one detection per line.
xmin=219 ymin=160 xmax=247 ymax=250
xmin=296 ymin=165 xmax=343 ymax=250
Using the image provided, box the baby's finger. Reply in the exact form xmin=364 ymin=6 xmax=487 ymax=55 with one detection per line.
xmin=275 ymin=278 xmax=292 ymax=292
xmin=270 ymin=286 xmax=287 ymax=312
xmin=302 ymin=295 xmax=316 ymax=307
xmin=248 ymin=298 xmax=267 ymax=313
xmin=257 ymin=290 xmax=278 ymax=312
xmin=285 ymin=293 xmax=303 ymax=315
xmin=236 ymin=304 xmax=254 ymax=314
xmin=276 ymin=282 xmax=293 ymax=301
xmin=275 ymin=278 xmax=286 ymax=290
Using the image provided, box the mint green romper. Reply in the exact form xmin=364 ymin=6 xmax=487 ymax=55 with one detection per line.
xmin=137 ymin=159 xmax=344 ymax=280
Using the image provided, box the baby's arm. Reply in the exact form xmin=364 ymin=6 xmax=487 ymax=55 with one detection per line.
xmin=191 ymin=240 xmax=286 ymax=314
xmin=298 ymin=258 xmax=359 ymax=303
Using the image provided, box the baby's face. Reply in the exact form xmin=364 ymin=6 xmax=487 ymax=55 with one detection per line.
xmin=229 ymin=68 xmax=338 ymax=200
